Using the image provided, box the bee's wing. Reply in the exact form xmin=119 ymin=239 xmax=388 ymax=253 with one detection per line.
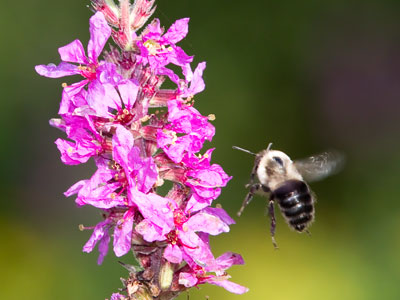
xmin=294 ymin=150 xmax=345 ymax=182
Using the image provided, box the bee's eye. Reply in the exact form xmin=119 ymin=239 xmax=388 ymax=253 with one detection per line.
xmin=272 ymin=156 xmax=284 ymax=166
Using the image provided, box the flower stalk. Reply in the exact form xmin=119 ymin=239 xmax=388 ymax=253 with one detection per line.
xmin=35 ymin=0 xmax=248 ymax=299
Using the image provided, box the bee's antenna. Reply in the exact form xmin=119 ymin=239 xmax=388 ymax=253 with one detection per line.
xmin=266 ymin=142 xmax=273 ymax=151
xmin=232 ymin=146 xmax=256 ymax=156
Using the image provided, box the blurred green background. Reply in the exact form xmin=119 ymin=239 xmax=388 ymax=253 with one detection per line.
xmin=2 ymin=0 xmax=400 ymax=299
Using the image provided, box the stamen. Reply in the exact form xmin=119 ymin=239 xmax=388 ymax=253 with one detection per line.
xmin=79 ymin=224 xmax=95 ymax=231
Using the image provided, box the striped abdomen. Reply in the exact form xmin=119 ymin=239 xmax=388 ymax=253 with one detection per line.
xmin=271 ymin=179 xmax=314 ymax=232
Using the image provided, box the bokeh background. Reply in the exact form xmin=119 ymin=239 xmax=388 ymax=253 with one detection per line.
xmin=2 ymin=0 xmax=400 ymax=299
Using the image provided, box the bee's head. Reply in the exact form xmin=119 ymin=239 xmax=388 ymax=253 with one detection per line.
xmin=257 ymin=149 xmax=302 ymax=190
xmin=263 ymin=150 xmax=292 ymax=175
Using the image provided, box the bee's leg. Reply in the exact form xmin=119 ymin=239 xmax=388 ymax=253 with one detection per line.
xmin=268 ymin=198 xmax=278 ymax=249
xmin=246 ymin=155 xmax=262 ymax=187
xmin=237 ymin=183 xmax=262 ymax=217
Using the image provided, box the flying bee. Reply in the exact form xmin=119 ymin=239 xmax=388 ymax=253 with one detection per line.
xmin=233 ymin=143 xmax=344 ymax=248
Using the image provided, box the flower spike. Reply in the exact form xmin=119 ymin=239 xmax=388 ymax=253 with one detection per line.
xmin=36 ymin=1 xmax=247 ymax=299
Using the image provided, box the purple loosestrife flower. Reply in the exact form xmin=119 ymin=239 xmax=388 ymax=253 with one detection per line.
xmin=179 ymin=251 xmax=249 ymax=294
xmin=157 ymin=99 xmax=215 ymax=163
xmin=136 ymin=18 xmax=193 ymax=80
xmin=35 ymin=12 xmax=120 ymax=114
xmin=53 ymin=115 xmax=106 ymax=165
xmin=36 ymin=1 xmax=247 ymax=299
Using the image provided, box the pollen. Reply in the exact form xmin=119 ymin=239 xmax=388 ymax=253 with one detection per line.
xmin=67 ymin=147 xmax=74 ymax=154
xmin=61 ymin=83 xmax=67 ymax=88
xmin=208 ymin=114 xmax=216 ymax=121
xmin=140 ymin=115 xmax=151 ymax=123
xmin=143 ymin=39 xmax=160 ymax=55
xmin=171 ymin=132 xmax=178 ymax=145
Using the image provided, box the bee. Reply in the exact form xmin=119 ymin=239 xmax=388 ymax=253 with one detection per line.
xmin=233 ymin=143 xmax=344 ymax=248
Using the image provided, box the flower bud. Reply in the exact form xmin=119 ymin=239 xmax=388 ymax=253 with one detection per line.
xmin=159 ymin=261 xmax=174 ymax=291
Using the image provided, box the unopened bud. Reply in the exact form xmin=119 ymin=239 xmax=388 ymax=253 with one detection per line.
xmin=159 ymin=261 xmax=174 ymax=291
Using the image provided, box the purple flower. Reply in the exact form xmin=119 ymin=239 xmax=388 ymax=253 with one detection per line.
xmin=179 ymin=252 xmax=248 ymax=294
xmin=53 ymin=115 xmax=105 ymax=165
xmin=113 ymin=209 xmax=135 ymax=257
xmin=178 ymin=62 xmax=207 ymax=98
xmin=36 ymin=12 xmax=110 ymax=80
xmin=133 ymin=187 xmax=233 ymax=267
xmin=185 ymin=160 xmax=232 ymax=205
xmin=182 ymin=150 xmax=232 ymax=212
xmin=113 ymin=125 xmax=158 ymax=193
xmin=109 ymin=293 xmax=126 ymax=300
xmin=64 ymin=160 xmax=126 ymax=209
xmin=81 ymin=208 xmax=137 ymax=263
xmin=35 ymin=12 xmax=119 ymax=114
xmin=85 ymin=79 xmax=139 ymax=123
xmin=136 ymin=18 xmax=193 ymax=79
xmin=82 ymin=218 xmax=111 ymax=265
xmin=64 ymin=125 xmax=158 ymax=207
xmin=157 ymin=99 xmax=215 ymax=163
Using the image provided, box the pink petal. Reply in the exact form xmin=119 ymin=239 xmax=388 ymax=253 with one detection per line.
xmin=135 ymin=219 xmax=166 ymax=242
xmin=118 ymin=80 xmax=139 ymax=109
xmin=157 ymin=67 xmax=180 ymax=84
xmin=86 ymin=81 xmax=111 ymax=117
xmin=188 ymin=62 xmax=206 ymax=96
xmin=186 ymin=212 xmax=230 ymax=235
xmin=162 ymin=18 xmax=189 ymax=44
xmin=35 ymin=62 xmax=79 ymax=78
xmin=163 ymin=244 xmax=183 ymax=264
xmin=55 ymin=139 xmax=88 ymax=165
xmin=129 ymin=188 xmax=174 ymax=232
xmin=207 ymin=278 xmax=249 ymax=294
xmin=58 ymin=39 xmax=88 ymax=65
xmin=185 ymin=194 xmax=212 ymax=213
xmin=78 ymin=182 xmax=125 ymax=209
xmin=202 ymin=207 xmax=235 ymax=226
xmin=182 ymin=63 xmax=193 ymax=82
xmin=215 ymin=252 xmax=245 ymax=270
xmin=180 ymin=231 xmax=216 ymax=269
xmin=143 ymin=18 xmax=163 ymax=40
xmin=112 ymin=126 xmax=134 ymax=171
xmin=97 ymin=231 xmax=110 ymax=265
xmin=132 ymin=156 xmax=158 ymax=193
xmin=49 ymin=118 xmax=65 ymax=131
xmin=113 ymin=210 xmax=134 ymax=257
xmin=87 ymin=12 xmax=111 ymax=62
xmin=178 ymin=272 xmax=198 ymax=288
xmin=110 ymin=293 xmax=125 ymax=300
xmin=59 ymin=80 xmax=88 ymax=114
xmin=169 ymin=45 xmax=193 ymax=67
xmin=97 ymin=63 xmax=123 ymax=85
xmin=83 ymin=219 xmax=111 ymax=253
xmin=64 ymin=179 xmax=87 ymax=197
